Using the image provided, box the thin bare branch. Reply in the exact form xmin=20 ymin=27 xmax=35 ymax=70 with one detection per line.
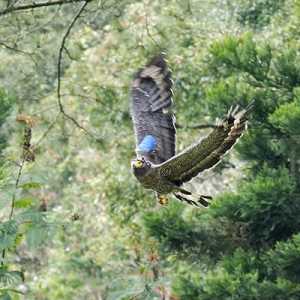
xmin=34 ymin=112 xmax=61 ymax=147
xmin=57 ymin=0 xmax=97 ymax=139
xmin=63 ymin=45 xmax=76 ymax=60
xmin=0 ymin=0 xmax=93 ymax=16
xmin=6 ymin=0 xmax=21 ymax=10
xmin=144 ymin=2 xmax=160 ymax=49
xmin=0 ymin=40 xmax=30 ymax=55
xmin=61 ymin=92 xmax=100 ymax=102
xmin=0 ymin=40 xmax=38 ymax=66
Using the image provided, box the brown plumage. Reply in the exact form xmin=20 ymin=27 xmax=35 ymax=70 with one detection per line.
xmin=130 ymin=54 xmax=253 ymax=207
xmin=159 ymin=104 xmax=253 ymax=185
xmin=131 ymin=54 xmax=175 ymax=164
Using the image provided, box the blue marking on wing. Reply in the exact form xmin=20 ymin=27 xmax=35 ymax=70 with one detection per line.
xmin=138 ymin=135 xmax=157 ymax=152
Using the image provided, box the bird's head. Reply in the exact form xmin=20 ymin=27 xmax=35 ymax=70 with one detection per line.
xmin=131 ymin=157 xmax=151 ymax=176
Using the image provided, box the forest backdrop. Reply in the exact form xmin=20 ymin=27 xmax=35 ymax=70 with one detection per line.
xmin=1 ymin=0 xmax=300 ymax=299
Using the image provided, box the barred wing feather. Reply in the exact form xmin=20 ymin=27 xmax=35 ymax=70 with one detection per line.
xmin=131 ymin=54 xmax=176 ymax=164
xmin=156 ymin=103 xmax=253 ymax=184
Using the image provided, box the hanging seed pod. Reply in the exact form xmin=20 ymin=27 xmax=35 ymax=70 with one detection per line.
xmin=16 ymin=114 xmax=36 ymax=162
xmin=22 ymin=126 xmax=35 ymax=162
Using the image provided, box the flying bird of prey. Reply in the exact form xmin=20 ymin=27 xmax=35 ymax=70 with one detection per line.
xmin=130 ymin=54 xmax=253 ymax=207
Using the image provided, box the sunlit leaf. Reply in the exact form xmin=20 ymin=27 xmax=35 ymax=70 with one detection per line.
xmin=20 ymin=182 xmax=42 ymax=190
xmin=0 ymin=267 xmax=23 ymax=286
xmin=14 ymin=198 xmax=35 ymax=209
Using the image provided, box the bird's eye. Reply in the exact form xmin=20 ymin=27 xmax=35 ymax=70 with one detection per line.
xmin=134 ymin=160 xmax=143 ymax=168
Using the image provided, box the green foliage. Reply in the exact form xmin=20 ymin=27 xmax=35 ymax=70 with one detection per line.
xmin=272 ymin=48 xmax=300 ymax=88
xmin=212 ymin=167 xmax=298 ymax=247
xmin=143 ymin=203 xmax=194 ymax=254
xmin=0 ymin=159 xmax=60 ymax=298
xmin=143 ymin=203 xmax=233 ymax=261
xmin=107 ymin=275 xmax=162 ymax=300
xmin=0 ymin=267 xmax=23 ymax=287
xmin=0 ymin=266 xmax=24 ymax=299
xmin=102 ymin=160 xmax=154 ymax=224
xmin=269 ymin=100 xmax=300 ymax=135
xmin=0 ymin=89 xmax=15 ymax=152
xmin=89 ymin=86 xmax=131 ymax=131
xmin=236 ymin=0 xmax=285 ymax=29
xmin=1 ymin=0 xmax=300 ymax=299
xmin=19 ymin=182 xmax=42 ymax=190
xmin=0 ymin=90 xmax=14 ymax=125
xmin=173 ymin=240 xmax=300 ymax=299
xmin=205 ymin=77 xmax=254 ymax=116
xmin=209 ymin=33 xmax=272 ymax=81
xmin=171 ymin=8 xmax=300 ymax=298
xmin=14 ymin=198 xmax=35 ymax=209
xmin=172 ymin=271 xmax=203 ymax=300
xmin=174 ymin=258 xmax=300 ymax=300
xmin=0 ymin=220 xmax=18 ymax=252
xmin=266 ymin=234 xmax=300 ymax=282
xmin=206 ymin=34 xmax=300 ymax=172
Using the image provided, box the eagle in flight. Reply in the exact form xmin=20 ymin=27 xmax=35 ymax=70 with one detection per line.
xmin=130 ymin=54 xmax=253 ymax=207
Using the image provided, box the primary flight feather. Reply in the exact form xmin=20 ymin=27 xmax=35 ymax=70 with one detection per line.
xmin=130 ymin=54 xmax=253 ymax=207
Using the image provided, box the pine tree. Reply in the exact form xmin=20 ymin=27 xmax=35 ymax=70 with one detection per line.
xmin=143 ymin=22 xmax=300 ymax=300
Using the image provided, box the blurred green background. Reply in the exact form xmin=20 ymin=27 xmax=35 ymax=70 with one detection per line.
xmin=1 ymin=0 xmax=300 ymax=299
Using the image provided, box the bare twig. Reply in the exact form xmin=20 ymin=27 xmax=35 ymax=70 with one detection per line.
xmin=15 ymin=1 xmax=100 ymax=148
xmin=63 ymin=45 xmax=76 ymax=60
xmin=0 ymin=40 xmax=38 ymax=67
xmin=57 ymin=0 xmax=96 ymax=139
xmin=144 ymin=3 xmax=160 ymax=49
xmin=34 ymin=112 xmax=61 ymax=147
xmin=1 ymin=0 xmax=100 ymax=143
xmin=61 ymin=92 xmax=100 ymax=102
xmin=31 ymin=104 xmax=58 ymax=116
xmin=5 ymin=0 xmax=20 ymax=11
xmin=0 ymin=40 xmax=30 ymax=55
xmin=0 ymin=0 xmax=93 ymax=16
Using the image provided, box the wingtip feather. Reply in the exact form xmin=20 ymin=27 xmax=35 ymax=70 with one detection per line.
xmin=147 ymin=53 xmax=167 ymax=69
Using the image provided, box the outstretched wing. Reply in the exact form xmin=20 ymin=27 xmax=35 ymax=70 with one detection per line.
xmin=131 ymin=54 xmax=176 ymax=164
xmin=156 ymin=103 xmax=253 ymax=184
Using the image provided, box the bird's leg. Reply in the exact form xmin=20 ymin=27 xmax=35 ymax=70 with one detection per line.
xmin=175 ymin=187 xmax=213 ymax=208
xmin=157 ymin=193 xmax=169 ymax=206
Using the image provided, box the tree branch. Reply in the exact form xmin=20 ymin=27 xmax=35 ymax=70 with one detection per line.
xmin=0 ymin=0 xmax=93 ymax=16
xmin=0 ymin=40 xmax=38 ymax=66
xmin=57 ymin=0 xmax=97 ymax=139
xmin=63 ymin=45 xmax=76 ymax=60
xmin=34 ymin=112 xmax=61 ymax=148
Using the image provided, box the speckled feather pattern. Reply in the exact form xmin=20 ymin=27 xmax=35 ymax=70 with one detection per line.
xmin=131 ymin=54 xmax=253 ymax=207
xmin=131 ymin=54 xmax=176 ymax=164
xmin=159 ymin=104 xmax=252 ymax=184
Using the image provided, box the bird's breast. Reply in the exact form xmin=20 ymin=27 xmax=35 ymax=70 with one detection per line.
xmin=133 ymin=170 xmax=156 ymax=189
xmin=133 ymin=168 xmax=174 ymax=194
